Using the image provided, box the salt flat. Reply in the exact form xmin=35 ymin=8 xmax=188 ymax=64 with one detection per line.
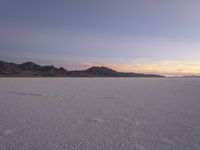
xmin=0 ymin=78 xmax=200 ymax=150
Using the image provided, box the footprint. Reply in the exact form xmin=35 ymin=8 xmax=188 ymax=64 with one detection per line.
xmin=75 ymin=120 xmax=84 ymax=124
xmin=118 ymin=117 xmax=131 ymax=122
xmin=104 ymin=96 xmax=119 ymax=100
xmin=86 ymin=118 xmax=104 ymax=124
xmin=161 ymin=138 xmax=173 ymax=144
xmin=9 ymin=91 xmax=42 ymax=96
xmin=0 ymin=129 xmax=13 ymax=137
xmin=103 ymin=108 xmax=114 ymax=114
xmin=4 ymin=129 xmax=13 ymax=136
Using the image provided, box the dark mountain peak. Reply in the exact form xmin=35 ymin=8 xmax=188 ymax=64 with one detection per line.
xmin=0 ymin=60 xmax=17 ymax=68
xmin=86 ymin=66 xmax=118 ymax=76
xmin=59 ymin=67 xmax=67 ymax=72
xmin=0 ymin=60 xmax=21 ymax=75
xmin=0 ymin=60 xmax=8 ymax=67
xmin=23 ymin=61 xmax=34 ymax=64
xmin=87 ymin=66 xmax=116 ymax=72
xmin=0 ymin=60 xmax=15 ymax=66
xmin=20 ymin=61 xmax=39 ymax=66
xmin=0 ymin=60 xmax=6 ymax=64
xmin=19 ymin=61 xmax=41 ymax=70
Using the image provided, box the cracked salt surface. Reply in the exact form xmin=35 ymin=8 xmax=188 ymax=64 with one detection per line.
xmin=0 ymin=78 xmax=200 ymax=150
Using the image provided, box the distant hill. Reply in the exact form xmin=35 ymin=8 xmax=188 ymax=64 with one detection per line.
xmin=0 ymin=60 xmax=68 ymax=77
xmin=0 ymin=60 xmax=164 ymax=77
xmin=182 ymin=75 xmax=200 ymax=78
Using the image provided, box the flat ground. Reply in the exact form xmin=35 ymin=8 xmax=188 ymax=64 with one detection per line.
xmin=0 ymin=78 xmax=200 ymax=150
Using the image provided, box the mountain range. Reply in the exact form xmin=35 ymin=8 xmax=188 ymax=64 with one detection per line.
xmin=0 ymin=60 xmax=164 ymax=77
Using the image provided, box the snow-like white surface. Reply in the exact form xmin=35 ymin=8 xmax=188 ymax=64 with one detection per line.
xmin=0 ymin=78 xmax=200 ymax=150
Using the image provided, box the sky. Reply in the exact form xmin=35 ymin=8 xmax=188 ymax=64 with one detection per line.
xmin=0 ymin=0 xmax=200 ymax=76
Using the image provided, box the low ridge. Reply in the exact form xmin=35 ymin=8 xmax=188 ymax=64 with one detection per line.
xmin=0 ymin=60 xmax=164 ymax=77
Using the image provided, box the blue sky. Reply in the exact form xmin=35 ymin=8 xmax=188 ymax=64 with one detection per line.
xmin=1 ymin=0 xmax=200 ymax=75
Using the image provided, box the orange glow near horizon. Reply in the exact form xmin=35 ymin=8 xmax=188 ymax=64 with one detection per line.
xmin=82 ymin=61 xmax=200 ymax=77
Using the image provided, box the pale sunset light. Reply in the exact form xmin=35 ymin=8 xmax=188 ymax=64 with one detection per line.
xmin=1 ymin=0 xmax=200 ymax=76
